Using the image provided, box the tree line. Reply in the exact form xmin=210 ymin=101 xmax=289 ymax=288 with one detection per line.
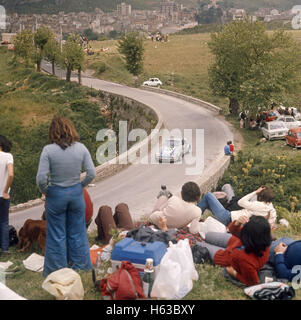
xmin=12 ymin=27 xmax=145 ymax=86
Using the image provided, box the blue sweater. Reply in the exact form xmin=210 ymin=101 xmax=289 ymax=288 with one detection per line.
xmin=36 ymin=142 xmax=96 ymax=194
xmin=274 ymin=240 xmax=301 ymax=281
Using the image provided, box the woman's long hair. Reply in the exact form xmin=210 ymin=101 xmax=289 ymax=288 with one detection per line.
xmin=240 ymin=215 xmax=272 ymax=257
xmin=49 ymin=117 xmax=80 ymax=150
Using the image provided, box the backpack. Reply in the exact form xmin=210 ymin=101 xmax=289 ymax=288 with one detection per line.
xmin=98 ymin=261 xmax=145 ymax=300
xmin=9 ymin=225 xmax=18 ymax=247
xmin=191 ymin=244 xmax=212 ymax=264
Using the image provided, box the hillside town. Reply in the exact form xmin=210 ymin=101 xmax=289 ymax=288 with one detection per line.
xmin=0 ymin=1 xmax=297 ymax=41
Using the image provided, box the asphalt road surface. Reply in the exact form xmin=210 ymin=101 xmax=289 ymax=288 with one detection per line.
xmin=10 ymin=62 xmax=233 ymax=231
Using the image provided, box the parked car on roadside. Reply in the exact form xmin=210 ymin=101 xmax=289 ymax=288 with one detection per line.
xmin=260 ymin=110 xmax=279 ymax=122
xmin=155 ymin=138 xmax=191 ymax=163
xmin=261 ymin=121 xmax=288 ymax=140
xmin=285 ymin=128 xmax=301 ymax=149
xmin=276 ymin=115 xmax=301 ymax=129
xmin=143 ymin=78 xmax=162 ymax=87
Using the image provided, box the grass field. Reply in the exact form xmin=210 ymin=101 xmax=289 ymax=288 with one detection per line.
xmin=86 ymin=30 xmax=301 ymax=113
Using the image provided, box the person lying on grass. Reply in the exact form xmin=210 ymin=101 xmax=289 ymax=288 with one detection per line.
xmin=269 ymin=237 xmax=301 ymax=282
xmin=196 ymin=215 xmax=272 ymax=286
xmin=149 ymin=182 xmax=202 ymax=234
xmin=197 ymin=186 xmax=277 ymax=228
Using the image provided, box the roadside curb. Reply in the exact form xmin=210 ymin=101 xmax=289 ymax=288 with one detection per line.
xmin=10 ymin=77 xmax=164 ymax=214
xmin=140 ymin=85 xmax=222 ymax=115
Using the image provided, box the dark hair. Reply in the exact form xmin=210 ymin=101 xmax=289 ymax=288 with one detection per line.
xmin=49 ymin=116 xmax=80 ymax=150
xmin=257 ymin=186 xmax=274 ymax=203
xmin=227 ymin=141 xmax=232 ymax=145
xmin=0 ymin=135 xmax=12 ymax=152
xmin=240 ymin=216 xmax=272 ymax=257
xmin=181 ymin=182 xmax=201 ymax=203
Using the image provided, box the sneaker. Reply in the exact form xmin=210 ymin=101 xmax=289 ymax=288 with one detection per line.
xmin=1 ymin=250 xmax=10 ymax=255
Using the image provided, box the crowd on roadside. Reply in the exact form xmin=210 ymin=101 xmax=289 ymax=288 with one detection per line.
xmin=1 ymin=115 xmax=301 ymax=297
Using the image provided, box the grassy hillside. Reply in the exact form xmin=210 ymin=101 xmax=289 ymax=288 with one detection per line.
xmin=0 ymin=47 xmax=157 ymax=205
xmin=86 ymin=31 xmax=301 ymax=113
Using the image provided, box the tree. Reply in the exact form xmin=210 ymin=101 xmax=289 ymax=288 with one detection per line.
xmin=13 ymin=29 xmax=34 ymax=66
xmin=44 ymin=37 xmax=61 ymax=75
xmin=34 ymin=26 xmax=53 ymax=72
xmin=60 ymin=34 xmax=85 ymax=83
xmin=118 ymin=32 xmax=144 ymax=84
xmin=208 ymin=19 xmax=301 ymax=115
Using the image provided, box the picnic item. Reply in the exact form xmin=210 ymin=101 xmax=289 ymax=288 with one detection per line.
xmin=42 ymin=268 xmax=84 ymax=300
xmin=244 ymin=281 xmax=295 ymax=300
xmin=100 ymin=261 xmax=145 ymax=300
xmin=142 ymin=258 xmax=155 ymax=298
xmin=150 ymin=239 xmax=198 ymax=299
xmin=92 ymin=251 xmax=105 ymax=284
xmin=198 ymin=216 xmax=227 ymax=239
xmin=110 ymin=237 xmax=167 ymax=276
xmin=22 ymin=253 xmax=44 ymax=272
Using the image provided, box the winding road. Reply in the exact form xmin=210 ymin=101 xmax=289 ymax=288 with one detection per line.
xmin=10 ymin=63 xmax=234 ymax=231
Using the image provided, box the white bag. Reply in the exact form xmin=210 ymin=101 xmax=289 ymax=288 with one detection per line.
xmin=150 ymin=239 xmax=198 ymax=299
xmin=42 ymin=268 xmax=84 ymax=300
xmin=198 ymin=216 xmax=227 ymax=239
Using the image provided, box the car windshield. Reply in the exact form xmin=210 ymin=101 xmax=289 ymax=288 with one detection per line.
xmin=268 ymin=112 xmax=276 ymax=117
xmin=270 ymin=123 xmax=285 ymax=130
xmin=163 ymin=140 xmax=181 ymax=148
xmin=297 ymin=133 xmax=301 ymax=139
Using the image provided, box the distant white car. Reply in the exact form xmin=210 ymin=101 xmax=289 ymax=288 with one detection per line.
xmin=156 ymin=138 xmax=191 ymax=163
xmin=261 ymin=121 xmax=289 ymax=140
xmin=143 ymin=78 xmax=162 ymax=87
xmin=276 ymin=115 xmax=301 ymax=129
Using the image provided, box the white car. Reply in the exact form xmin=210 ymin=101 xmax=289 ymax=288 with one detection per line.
xmin=155 ymin=138 xmax=191 ymax=163
xmin=276 ymin=115 xmax=301 ymax=129
xmin=261 ymin=121 xmax=289 ymax=140
xmin=143 ymin=78 xmax=162 ymax=87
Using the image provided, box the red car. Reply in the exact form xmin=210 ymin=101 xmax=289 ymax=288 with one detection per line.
xmin=285 ymin=127 xmax=301 ymax=149
xmin=261 ymin=111 xmax=279 ymax=122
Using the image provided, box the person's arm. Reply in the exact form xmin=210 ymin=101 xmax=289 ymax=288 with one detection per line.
xmin=36 ymin=147 xmax=50 ymax=195
xmin=237 ymin=191 xmax=258 ymax=209
xmin=274 ymin=254 xmax=295 ymax=281
xmin=2 ymin=162 xmax=14 ymax=200
xmin=81 ymin=146 xmax=96 ymax=188
xmin=189 ymin=215 xmax=202 ymax=234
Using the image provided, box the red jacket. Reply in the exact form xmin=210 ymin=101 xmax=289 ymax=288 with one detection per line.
xmin=213 ymin=222 xmax=269 ymax=286
xmin=83 ymin=188 xmax=93 ymax=223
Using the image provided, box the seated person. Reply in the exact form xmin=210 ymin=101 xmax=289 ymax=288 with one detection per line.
xmin=224 ymin=141 xmax=232 ymax=155
xmin=149 ymin=181 xmax=202 ymax=234
xmin=83 ymin=188 xmax=93 ymax=229
xmin=196 ymin=215 xmax=272 ymax=286
xmin=269 ymin=237 xmax=301 ymax=281
xmin=197 ymin=186 xmax=276 ymax=228
xmin=95 ymin=203 xmax=134 ymax=244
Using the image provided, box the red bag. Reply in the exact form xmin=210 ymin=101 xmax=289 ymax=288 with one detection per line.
xmin=99 ymin=261 xmax=145 ymax=300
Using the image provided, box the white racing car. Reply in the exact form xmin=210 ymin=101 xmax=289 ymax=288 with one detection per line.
xmin=155 ymin=138 xmax=191 ymax=163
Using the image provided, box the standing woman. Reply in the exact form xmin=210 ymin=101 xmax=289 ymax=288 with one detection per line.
xmin=36 ymin=117 xmax=96 ymax=277
xmin=0 ymin=135 xmax=14 ymax=254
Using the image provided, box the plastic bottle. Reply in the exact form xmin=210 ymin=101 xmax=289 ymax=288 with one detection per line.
xmin=142 ymin=258 xmax=155 ymax=298
xmin=92 ymin=252 xmax=105 ymax=285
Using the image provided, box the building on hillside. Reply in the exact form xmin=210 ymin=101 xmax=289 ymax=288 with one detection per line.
xmin=160 ymin=1 xmax=182 ymax=16
xmin=232 ymin=9 xmax=246 ymax=21
xmin=117 ymin=3 xmax=132 ymax=17
xmin=1 ymin=32 xmax=16 ymax=43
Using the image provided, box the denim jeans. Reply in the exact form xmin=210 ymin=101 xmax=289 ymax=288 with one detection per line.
xmin=43 ymin=183 xmax=92 ymax=277
xmin=197 ymin=192 xmax=231 ymax=226
xmin=0 ymin=197 xmax=10 ymax=251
